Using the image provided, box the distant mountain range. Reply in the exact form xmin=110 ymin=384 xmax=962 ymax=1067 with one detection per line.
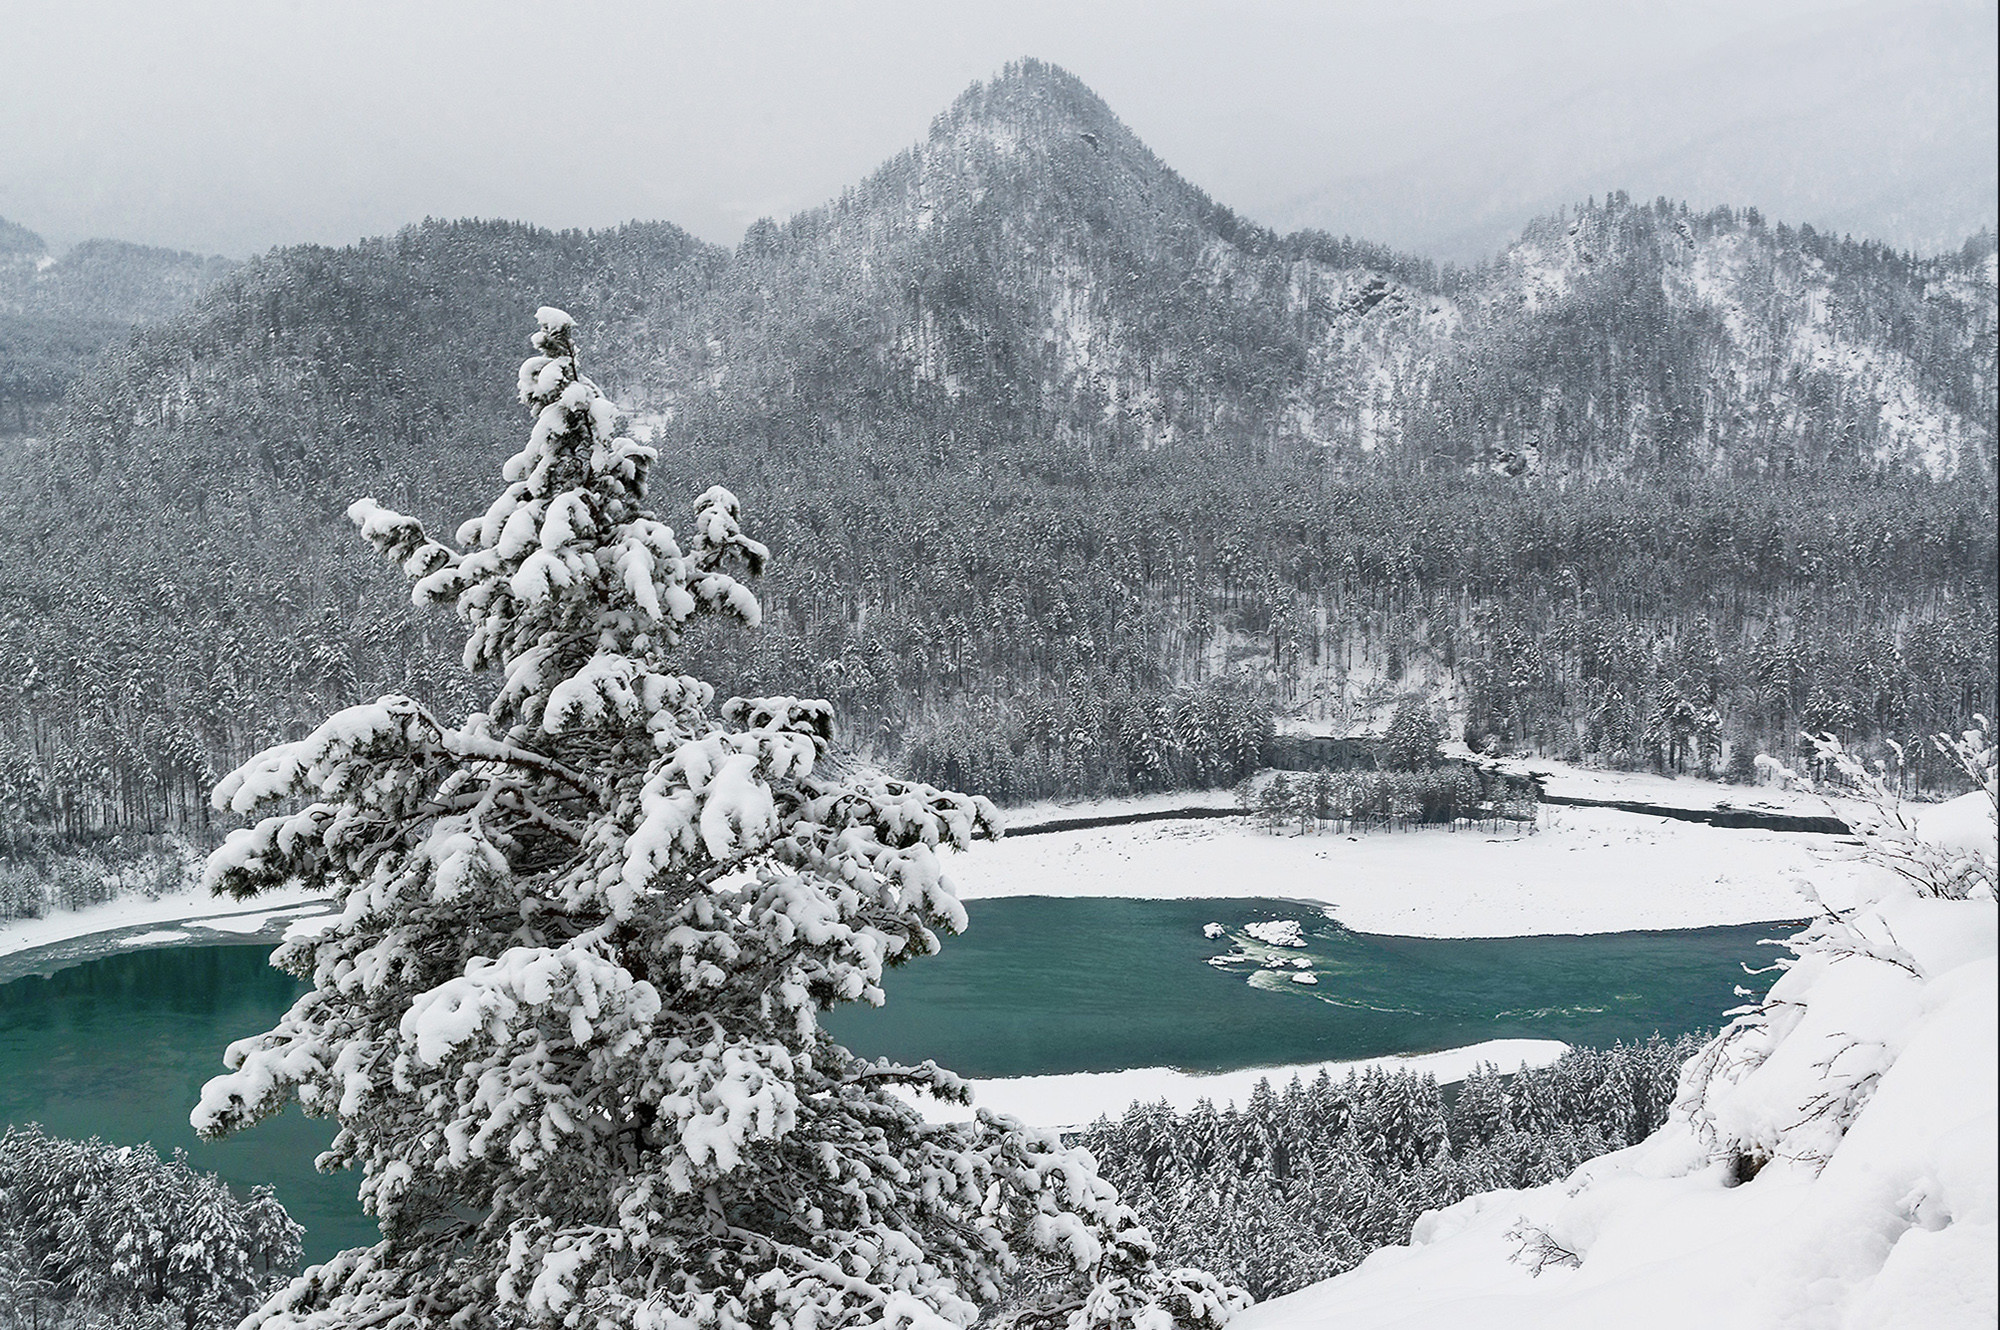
xmin=0 ymin=219 xmax=234 ymax=434
xmin=0 ymin=59 xmax=1992 ymax=843
xmin=626 ymin=61 xmax=1993 ymax=479
xmin=1267 ymin=0 xmax=1998 ymax=265
xmin=7 ymin=62 xmax=1991 ymax=475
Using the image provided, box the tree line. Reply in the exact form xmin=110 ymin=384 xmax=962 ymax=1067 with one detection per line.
xmin=1054 ymin=1035 xmax=1706 ymax=1303
xmin=0 ymin=1126 xmax=301 ymax=1330
xmin=0 ymin=72 xmax=1991 ymax=855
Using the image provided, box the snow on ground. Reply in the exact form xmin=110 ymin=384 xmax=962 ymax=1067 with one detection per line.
xmin=1000 ymin=787 xmax=1243 ymax=831
xmin=1235 ymin=792 xmax=1998 ymax=1330
xmin=1 ymin=765 xmax=1868 ymax=968
xmin=0 ymin=883 xmax=332 ymax=963
xmin=1484 ymin=754 xmax=1855 ymax=820
xmin=905 ymin=1038 xmax=1572 ymax=1131
xmin=953 ymin=804 xmax=1856 ymax=937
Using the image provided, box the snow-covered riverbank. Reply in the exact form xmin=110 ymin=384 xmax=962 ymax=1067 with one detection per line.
xmin=954 ymin=803 xmax=1855 ymax=937
xmin=913 ymin=1038 xmax=1571 ymax=1130
xmin=0 ymin=885 xmax=333 ymax=978
xmin=2 ymin=769 xmax=1865 ymax=970
xmin=1234 ymin=791 xmax=1998 ymax=1330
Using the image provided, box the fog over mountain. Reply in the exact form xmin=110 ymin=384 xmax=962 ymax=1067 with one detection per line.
xmin=1273 ymin=0 xmax=1998 ymax=261
xmin=2 ymin=0 xmax=1990 ymax=263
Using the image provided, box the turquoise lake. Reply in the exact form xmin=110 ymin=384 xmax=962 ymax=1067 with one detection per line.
xmin=0 ymin=897 xmax=1796 ymax=1262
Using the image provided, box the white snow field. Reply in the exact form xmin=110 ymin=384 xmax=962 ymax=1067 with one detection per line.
xmin=914 ymin=1038 xmax=1571 ymax=1130
xmin=4 ymin=767 xmax=1858 ymax=961
xmin=1233 ymin=793 xmax=1999 ymax=1330
xmin=955 ymin=803 xmax=1857 ymax=937
xmin=1002 ymin=786 xmax=1245 ymax=830
xmin=1486 ymin=753 xmax=1858 ymax=818
xmin=0 ymin=883 xmax=332 ymax=963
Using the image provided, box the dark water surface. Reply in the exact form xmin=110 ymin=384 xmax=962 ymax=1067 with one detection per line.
xmin=825 ymin=898 xmax=1793 ymax=1075
xmin=1 ymin=898 xmax=1794 ymax=1263
xmin=0 ymin=945 xmax=363 ymax=1261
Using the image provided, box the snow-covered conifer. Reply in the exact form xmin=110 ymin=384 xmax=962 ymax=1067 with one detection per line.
xmin=192 ymin=309 xmax=1245 ymax=1330
xmin=1383 ymin=695 xmax=1443 ymax=772
xmin=1445 ymin=1065 xmax=1511 ymax=1153
xmin=0 ymin=1126 xmax=300 ymax=1328
xmin=1257 ymin=773 xmax=1294 ymax=832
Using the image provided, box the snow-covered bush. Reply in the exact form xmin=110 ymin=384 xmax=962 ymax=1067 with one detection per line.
xmin=191 ymin=309 xmax=1244 ymax=1330
xmin=1680 ymin=720 xmax=1994 ymax=1179
xmin=0 ymin=1125 xmax=301 ymax=1329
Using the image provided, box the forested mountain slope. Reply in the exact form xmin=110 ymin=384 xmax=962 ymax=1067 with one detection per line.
xmin=643 ymin=65 xmax=1993 ymax=480
xmin=0 ymin=60 xmax=1993 ymax=844
xmin=0 ymin=218 xmax=235 ymax=435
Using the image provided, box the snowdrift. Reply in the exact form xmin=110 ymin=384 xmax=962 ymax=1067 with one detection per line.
xmin=1236 ymin=792 xmax=1997 ymax=1330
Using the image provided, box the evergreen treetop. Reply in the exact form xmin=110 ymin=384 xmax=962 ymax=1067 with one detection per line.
xmin=192 ymin=309 xmax=1244 ymax=1330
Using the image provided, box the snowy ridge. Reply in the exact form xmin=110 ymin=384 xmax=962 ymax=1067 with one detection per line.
xmin=1672 ymin=227 xmax=1978 ymax=475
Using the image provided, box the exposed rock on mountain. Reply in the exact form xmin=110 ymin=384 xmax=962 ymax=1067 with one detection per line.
xmin=0 ymin=61 xmax=1992 ymax=841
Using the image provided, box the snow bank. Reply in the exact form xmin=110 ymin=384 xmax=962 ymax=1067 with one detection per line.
xmin=1236 ymin=792 xmax=1998 ymax=1330
xmin=1001 ymin=787 xmax=1244 ymax=832
xmin=905 ymin=1039 xmax=1571 ymax=1130
xmin=1484 ymin=753 xmax=1878 ymax=823
xmin=952 ymin=805 xmax=1850 ymax=938
xmin=0 ymin=885 xmax=332 ymax=964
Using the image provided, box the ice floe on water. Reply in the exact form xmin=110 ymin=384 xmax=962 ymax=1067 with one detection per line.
xmin=120 ymin=929 xmax=191 ymax=946
xmin=282 ymin=912 xmax=341 ymax=942
xmin=183 ymin=906 xmax=321 ymax=935
xmin=1244 ymin=919 xmax=1307 ymax=947
xmin=1205 ymin=917 xmax=1326 ymax=980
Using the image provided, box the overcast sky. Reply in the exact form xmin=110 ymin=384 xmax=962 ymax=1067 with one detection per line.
xmin=4 ymin=0 xmax=1993 ymax=263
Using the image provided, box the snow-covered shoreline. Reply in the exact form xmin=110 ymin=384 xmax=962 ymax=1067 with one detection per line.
xmin=1236 ymin=790 xmax=1998 ymax=1330
xmin=953 ymin=803 xmax=1854 ymax=938
xmin=1001 ymin=786 xmax=1246 ymax=833
xmin=0 ymin=884 xmax=333 ymax=977
xmin=1485 ymin=753 xmax=1862 ymax=819
xmin=916 ymin=1038 xmax=1572 ymax=1130
xmin=2 ymin=768 xmax=1865 ymax=971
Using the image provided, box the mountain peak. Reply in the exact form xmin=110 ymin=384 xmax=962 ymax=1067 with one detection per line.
xmin=925 ymin=58 xmax=1156 ymax=172
xmin=0 ymin=216 xmax=48 ymax=260
xmin=940 ymin=59 xmax=1118 ymax=128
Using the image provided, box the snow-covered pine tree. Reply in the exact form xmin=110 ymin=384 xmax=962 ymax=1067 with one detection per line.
xmin=191 ymin=308 xmax=1246 ymax=1330
xmin=0 ymin=1126 xmax=301 ymax=1328
xmin=1383 ymin=695 xmax=1443 ymax=771
xmin=1445 ymin=1064 xmax=1512 ymax=1153
xmin=1257 ymin=773 xmax=1293 ymax=832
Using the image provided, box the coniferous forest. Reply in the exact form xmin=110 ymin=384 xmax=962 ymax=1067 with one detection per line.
xmin=0 ymin=60 xmax=1992 ymax=863
xmin=1 ymin=32 xmax=1995 ymax=1330
xmin=1062 ymin=1037 xmax=1706 ymax=1303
